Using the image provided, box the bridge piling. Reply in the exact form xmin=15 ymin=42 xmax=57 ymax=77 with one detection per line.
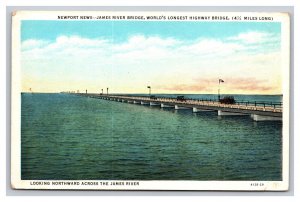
xmin=218 ymin=110 xmax=249 ymax=116
xmin=150 ymin=102 xmax=160 ymax=106
xmin=251 ymin=114 xmax=282 ymax=121
xmin=175 ymin=105 xmax=189 ymax=110
xmin=193 ymin=107 xmax=215 ymax=113
xmin=80 ymin=94 xmax=282 ymax=122
xmin=161 ymin=103 xmax=173 ymax=108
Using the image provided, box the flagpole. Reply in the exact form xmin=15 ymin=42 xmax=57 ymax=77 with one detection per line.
xmin=218 ymin=79 xmax=225 ymax=101
xmin=218 ymin=80 xmax=220 ymax=101
xmin=147 ymin=86 xmax=151 ymax=97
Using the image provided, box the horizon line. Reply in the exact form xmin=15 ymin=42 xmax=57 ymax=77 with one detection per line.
xmin=21 ymin=92 xmax=283 ymax=96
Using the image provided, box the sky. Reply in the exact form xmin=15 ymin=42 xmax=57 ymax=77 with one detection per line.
xmin=21 ymin=20 xmax=282 ymax=94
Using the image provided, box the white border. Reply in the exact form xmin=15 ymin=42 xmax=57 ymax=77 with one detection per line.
xmin=11 ymin=10 xmax=290 ymax=191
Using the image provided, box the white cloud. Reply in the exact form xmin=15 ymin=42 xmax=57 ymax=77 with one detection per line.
xmin=227 ymin=31 xmax=279 ymax=44
xmin=21 ymin=39 xmax=50 ymax=51
xmin=54 ymin=35 xmax=109 ymax=48
xmin=21 ymin=31 xmax=281 ymax=93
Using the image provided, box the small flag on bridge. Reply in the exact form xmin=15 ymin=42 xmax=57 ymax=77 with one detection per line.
xmin=219 ymin=79 xmax=224 ymax=83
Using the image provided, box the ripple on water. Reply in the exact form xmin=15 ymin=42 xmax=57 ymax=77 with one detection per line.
xmin=21 ymin=93 xmax=282 ymax=180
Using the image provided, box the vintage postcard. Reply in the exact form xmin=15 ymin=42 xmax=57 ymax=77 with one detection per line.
xmin=11 ymin=11 xmax=290 ymax=190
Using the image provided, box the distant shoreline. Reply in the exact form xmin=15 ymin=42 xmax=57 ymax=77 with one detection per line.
xmin=21 ymin=92 xmax=283 ymax=96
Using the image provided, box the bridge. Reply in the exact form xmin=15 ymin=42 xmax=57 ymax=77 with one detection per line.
xmin=77 ymin=93 xmax=282 ymax=121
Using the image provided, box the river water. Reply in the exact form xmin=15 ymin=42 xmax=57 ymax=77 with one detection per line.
xmin=21 ymin=93 xmax=282 ymax=180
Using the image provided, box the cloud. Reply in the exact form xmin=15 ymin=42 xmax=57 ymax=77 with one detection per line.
xmin=223 ymin=77 xmax=274 ymax=92
xmin=21 ymin=31 xmax=277 ymax=61
xmin=54 ymin=35 xmax=109 ymax=48
xmin=227 ymin=31 xmax=279 ymax=44
xmin=21 ymin=31 xmax=281 ymax=93
xmin=157 ymin=77 xmax=275 ymax=93
xmin=115 ymin=35 xmax=180 ymax=51
xmin=21 ymin=39 xmax=50 ymax=51
xmin=157 ymin=84 xmax=212 ymax=92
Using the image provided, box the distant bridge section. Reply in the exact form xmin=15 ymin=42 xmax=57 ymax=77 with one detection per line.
xmin=77 ymin=93 xmax=282 ymax=121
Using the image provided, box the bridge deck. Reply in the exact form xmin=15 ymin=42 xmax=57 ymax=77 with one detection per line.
xmin=78 ymin=94 xmax=282 ymax=117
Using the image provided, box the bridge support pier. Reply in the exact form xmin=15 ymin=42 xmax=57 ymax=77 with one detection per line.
xmin=133 ymin=101 xmax=140 ymax=104
xmin=141 ymin=101 xmax=149 ymax=105
xmin=218 ymin=110 xmax=248 ymax=116
xmin=150 ymin=102 xmax=160 ymax=106
xmin=161 ymin=103 xmax=173 ymax=108
xmin=193 ymin=107 xmax=215 ymax=113
xmin=175 ymin=105 xmax=189 ymax=110
xmin=251 ymin=114 xmax=282 ymax=121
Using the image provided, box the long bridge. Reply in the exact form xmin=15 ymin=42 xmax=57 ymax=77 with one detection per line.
xmin=77 ymin=93 xmax=282 ymax=121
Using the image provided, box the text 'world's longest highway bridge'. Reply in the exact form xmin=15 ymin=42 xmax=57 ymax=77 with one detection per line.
xmin=75 ymin=93 xmax=283 ymax=122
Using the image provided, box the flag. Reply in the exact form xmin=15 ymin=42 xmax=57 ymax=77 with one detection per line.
xmin=219 ymin=79 xmax=224 ymax=83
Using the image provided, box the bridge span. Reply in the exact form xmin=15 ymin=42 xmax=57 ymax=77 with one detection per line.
xmin=78 ymin=93 xmax=282 ymax=121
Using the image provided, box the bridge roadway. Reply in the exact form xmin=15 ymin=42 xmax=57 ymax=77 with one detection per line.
xmin=79 ymin=93 xmax=282 ymax=121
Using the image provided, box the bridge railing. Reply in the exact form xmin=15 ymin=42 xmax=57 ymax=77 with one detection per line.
xmin=112 ymin=95 xmax=282 ymax=108
xmin=81 ymin=94 xmax=282 ymax=112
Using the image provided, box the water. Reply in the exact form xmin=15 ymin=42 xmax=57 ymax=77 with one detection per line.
xmin=21 ymin=93 xmax=282 ymax=180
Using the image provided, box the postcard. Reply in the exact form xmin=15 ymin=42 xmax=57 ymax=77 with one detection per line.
xmin=11 ymin=11 xmax=290 ymax=190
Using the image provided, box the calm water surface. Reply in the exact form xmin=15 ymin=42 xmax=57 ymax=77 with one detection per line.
xmin=21 ymin=93 xmax=282 ymax=180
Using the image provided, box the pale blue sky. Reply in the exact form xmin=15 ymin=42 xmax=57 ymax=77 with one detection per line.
xmin=21 ymin=20 xmax=282 ymax=94
xmin=21 ymin=20 xmax=281 ymax=43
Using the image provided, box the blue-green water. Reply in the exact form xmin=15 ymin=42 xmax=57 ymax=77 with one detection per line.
xmin=21 ymin=93 xmax=282 ymax=180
